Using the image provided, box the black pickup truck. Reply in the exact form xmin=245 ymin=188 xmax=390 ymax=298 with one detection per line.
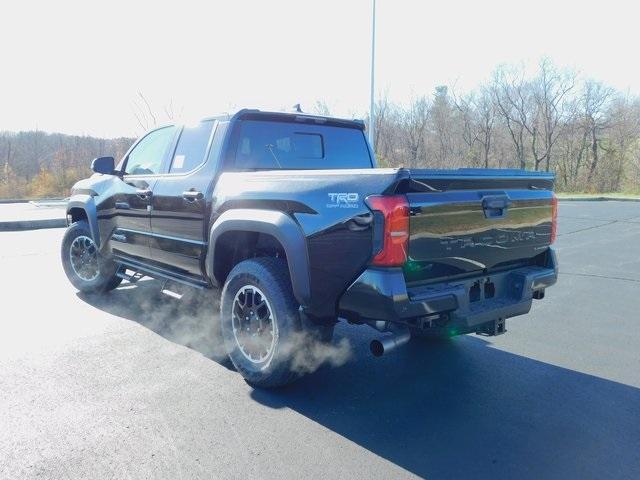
xmin=62 ymin=109 xmax=558 ymax=387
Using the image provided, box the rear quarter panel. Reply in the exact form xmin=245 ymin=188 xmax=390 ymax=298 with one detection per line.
xmin=212 ymin=169 xmax=400 ymax=317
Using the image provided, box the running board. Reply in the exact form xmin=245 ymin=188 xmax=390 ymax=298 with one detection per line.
xmin=116 ymin=269 xmax=145 ymax=284
xmin=114 ymin=257 xmax=210 ymax=290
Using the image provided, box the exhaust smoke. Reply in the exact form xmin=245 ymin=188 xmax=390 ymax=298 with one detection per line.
xmin=104 ymin=278 xmax=353 ymax=375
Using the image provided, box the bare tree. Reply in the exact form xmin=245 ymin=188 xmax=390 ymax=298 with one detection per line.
xmin=599 ymin=95 xmax=640 ymax=191
xmin=491 ymin=65 xmax=530 ymax=169
xmin=581 ymin=80 xmax=615 ymax=183
xmin=131 ymin=92 xmax=182 ymax=133
xmin=452 ymin=91 xmax=481 ymax=165
xmin=452 ymin=87 xmax=496 ymax=168
xmin=401 ymin=96 xmax=430 ymax=167
xmin=132 ymin=92 xmax=157 ymax=132
xmin=312 ymin=100 xmax=331 ymax=116
xmin=430 ymin=86 xmax=457 ymax=166
xmin=476 ymin=87 xmax=497 ymax=168
xmin=526 ymin=58 xmax=576 ymax=171
xmin=373 ymin=93 xmax=389 ymax=155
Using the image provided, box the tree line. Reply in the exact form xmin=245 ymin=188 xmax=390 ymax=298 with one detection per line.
xmin=0 ymin=131 xmax=133 ymax=199
xmin=1 ymin=58 xmax=639 ymax=199
xmin=369 ymin=59 xmax=640 ymax=193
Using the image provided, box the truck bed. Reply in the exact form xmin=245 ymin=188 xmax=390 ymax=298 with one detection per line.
xmin=214 ymin=167 xmax=556 ymax=317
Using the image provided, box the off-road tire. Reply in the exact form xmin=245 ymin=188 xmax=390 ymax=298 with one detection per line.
xmin=220 ymin=257 xmax=302 ymax=388
xmin=61 ymin=220 xmax=121 ymax=294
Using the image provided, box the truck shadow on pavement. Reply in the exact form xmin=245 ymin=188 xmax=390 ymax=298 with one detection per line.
xmin=80 ymin=279 xmax=640 ymax=480
xmin=253 ymin=329 xmax=640 ymax=479
xmin=78 ymin=278 xmax=233 ymax=368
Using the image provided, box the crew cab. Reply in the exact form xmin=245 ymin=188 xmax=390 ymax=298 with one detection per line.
xmin=62 ymin=109 xmax=558 ymax=387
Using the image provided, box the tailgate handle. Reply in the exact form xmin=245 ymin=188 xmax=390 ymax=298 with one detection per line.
xmin=482 ymin=195 xmax=511 ymax=219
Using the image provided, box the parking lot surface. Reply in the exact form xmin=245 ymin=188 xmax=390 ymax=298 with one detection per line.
xmin=1 ymin=201 xmax=639 ymax=479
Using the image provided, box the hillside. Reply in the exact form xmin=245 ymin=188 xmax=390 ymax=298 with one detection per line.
xmin=0 ymin=131 xmax=134 ymax=199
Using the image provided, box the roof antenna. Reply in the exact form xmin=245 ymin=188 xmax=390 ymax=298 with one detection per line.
xmin=292 ymin=103 xmax=303 ymax=113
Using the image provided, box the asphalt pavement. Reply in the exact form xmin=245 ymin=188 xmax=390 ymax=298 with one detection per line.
xmin=0 ymin=201 xmax=639 ymax=479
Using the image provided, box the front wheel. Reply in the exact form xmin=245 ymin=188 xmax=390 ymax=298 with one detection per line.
xmin=220 ymin=258 xmax=302 ymax=388
xmin=61 ymin=220 xmax=122 ymax=293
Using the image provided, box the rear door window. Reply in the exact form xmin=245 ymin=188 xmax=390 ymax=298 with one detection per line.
xmin=169 ymin=120 xmax=214 ymax=173
xmin=232 ymin=120 xmax=371 ymax=170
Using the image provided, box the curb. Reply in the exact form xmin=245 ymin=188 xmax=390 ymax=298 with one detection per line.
xmin=0 ymin=218 xmax=67 ymax=232
xmin=0 ymin=198 xmax=65 ymax=204
xmin=558 ymin=196 xmax=640 ymax=202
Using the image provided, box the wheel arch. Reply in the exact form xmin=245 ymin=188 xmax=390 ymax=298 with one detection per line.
xmin=66 ymin=195 xmax=100 ymax=248
xmin=206 ymin=209 xmax=311 ymax=306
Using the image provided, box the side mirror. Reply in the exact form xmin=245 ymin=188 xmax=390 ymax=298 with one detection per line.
xmin=91 ymin=156 xmax=115 ymax=174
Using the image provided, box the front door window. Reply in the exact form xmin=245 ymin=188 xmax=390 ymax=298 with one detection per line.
xmin=125 ymin=126 xmax=176 ymax=175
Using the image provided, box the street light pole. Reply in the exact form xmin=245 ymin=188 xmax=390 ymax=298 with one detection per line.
xmin=369 ymin=0 xmax=376 ymax=151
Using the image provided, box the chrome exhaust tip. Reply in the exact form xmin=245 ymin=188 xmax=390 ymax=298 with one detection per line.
xmin=370 ymin=329 xmax=411 ymax=357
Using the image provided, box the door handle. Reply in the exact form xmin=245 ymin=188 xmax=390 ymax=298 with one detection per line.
xmin=182 ymin=190 xmax=204 ymax=201
xmin=136 ymin=188 xmax=152 ymax=199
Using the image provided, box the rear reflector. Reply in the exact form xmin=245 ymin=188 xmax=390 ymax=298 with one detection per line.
xmin=365 ymin=195 xmax=410 ymax=266
xmin=550 ymin=194 xmax=558 ymax=244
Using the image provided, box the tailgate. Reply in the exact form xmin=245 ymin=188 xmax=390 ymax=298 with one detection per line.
xmin=403 ymin=169 xmax=555 ymax=283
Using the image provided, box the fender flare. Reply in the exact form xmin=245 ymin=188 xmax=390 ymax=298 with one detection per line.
xmin=206 ymin=209 xmax=311 ymax=306
xmin=66 ymin=195 xmax=100 ymax=248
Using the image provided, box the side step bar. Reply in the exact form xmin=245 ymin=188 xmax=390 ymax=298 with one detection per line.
xmin=114 ymin=256 xmax=210 ymax=290
xmin=116 ymin=268 xmax=145 ymax=284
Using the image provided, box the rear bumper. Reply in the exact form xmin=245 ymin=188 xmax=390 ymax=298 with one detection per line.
xmin=338 ymin=249 xmax=557 ymax=331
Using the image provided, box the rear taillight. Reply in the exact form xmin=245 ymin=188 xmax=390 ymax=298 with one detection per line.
xmin=550 ymin=193 xmax=558 ymax=244
xmin=366 ymin=195 xmax=410 ymax=266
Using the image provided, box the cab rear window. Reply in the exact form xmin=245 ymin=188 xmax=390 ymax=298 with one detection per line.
xmin=232 ymin=120 xmax=372 ymax=170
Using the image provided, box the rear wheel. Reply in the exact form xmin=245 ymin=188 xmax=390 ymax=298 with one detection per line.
xmin=61 ymin=220 xmax=121 ymax=293
xmin=220 ymin=258 xmax=302 ymax=388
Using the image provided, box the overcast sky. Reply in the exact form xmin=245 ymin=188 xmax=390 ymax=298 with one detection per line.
xmin=2 ymin=0 xmax=638 ymax=138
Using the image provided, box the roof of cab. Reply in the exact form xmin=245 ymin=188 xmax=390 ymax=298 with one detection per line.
xmin=202 ymin=108 xmax=366 ymax=130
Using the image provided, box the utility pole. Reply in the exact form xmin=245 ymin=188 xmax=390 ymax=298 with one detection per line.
xmin=369 ymin=0 xmax=376 ymax=151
